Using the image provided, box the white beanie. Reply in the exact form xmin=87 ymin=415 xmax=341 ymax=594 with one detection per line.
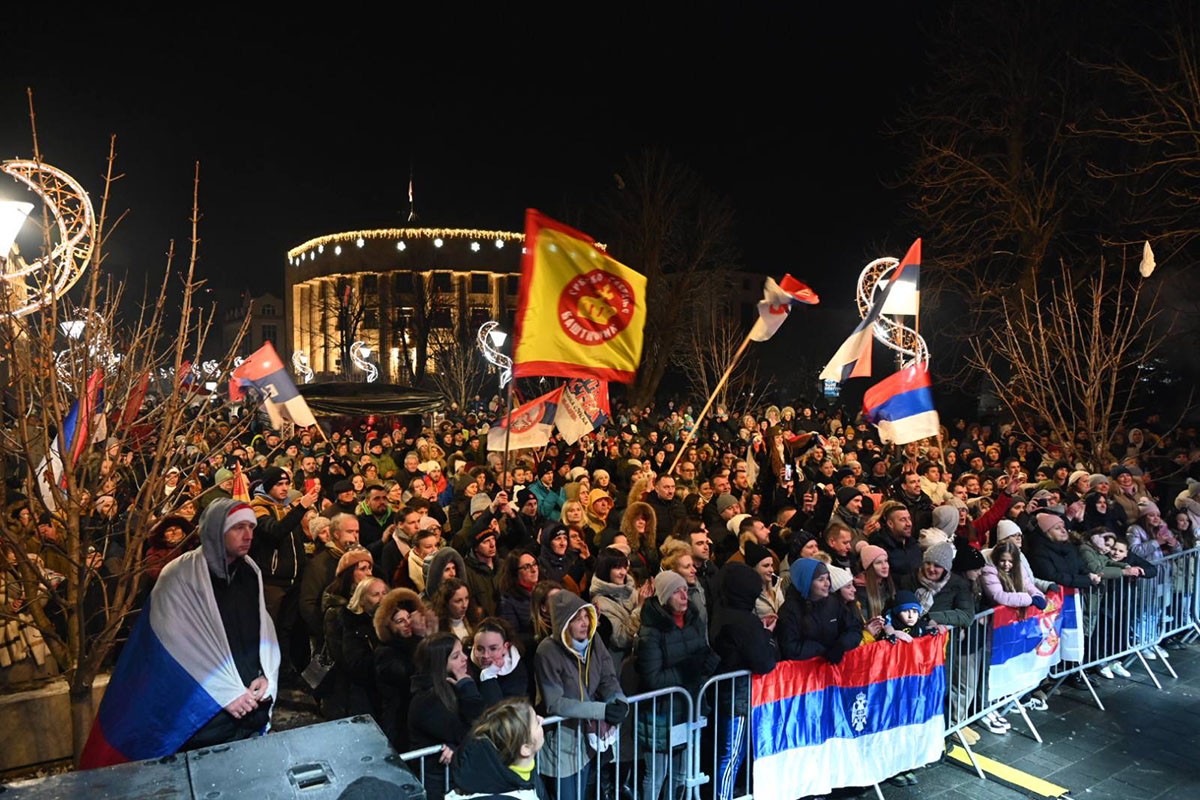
xmin=654 ymin=570 xmax=688 ymax=606
xmin=828 ymin=565 xmax=854 ymax=594
xmin=727 ymin=513 xmax=751 ymax=535
xmin=995 ymin=520 xmax=1022 ymax=543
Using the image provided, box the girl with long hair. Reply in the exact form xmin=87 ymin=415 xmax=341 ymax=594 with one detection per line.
xmin=433 ymin=577 xmax=482 ymax=645
xmin=408 ymin=631 xmax=485 ymax=800
xmin=619 ymin=501 xmax=658 ymax=580
xmin=449 ymin=698 xmax=547 ymax=800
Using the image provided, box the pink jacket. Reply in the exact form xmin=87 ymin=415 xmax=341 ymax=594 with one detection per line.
xmin=980 ymin=562 xmax=1045 ymax=608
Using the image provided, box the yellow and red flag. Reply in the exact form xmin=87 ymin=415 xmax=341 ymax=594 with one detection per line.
xmin=513 ymin=209 xmax=647 ymax=384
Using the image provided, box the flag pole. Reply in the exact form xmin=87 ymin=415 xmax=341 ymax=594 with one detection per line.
xmin=668 ymin=330 xmax=754 ymax=476
xmin=500 ymin=377 xmax=515 ymax=488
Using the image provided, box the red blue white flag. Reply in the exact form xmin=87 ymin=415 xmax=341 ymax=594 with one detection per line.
xmin=487 ymin=386 xmax=563 ymax=452
xmin=752 ymin=634 xmax=947 ymax=800
xmin=988 ymin=588 xmax=1079 ymax=701
xmin=820 ymin=239 xmax=920 ymax=381
xmin=748 ymin=274 xmax=820 ymax=342
xmin=554 ymin=378 xmax=610 ymax=445
xmin=862 ymin=361 xmax=940 ymax=445
xmin=231 ymin=342 xmax=318 ymax=429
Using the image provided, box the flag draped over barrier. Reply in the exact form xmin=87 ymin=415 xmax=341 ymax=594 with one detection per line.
xmin=988 ymin=588 xmax=1079 ymax=701
xmin=752 ymin=634 xmax=947 ymax=800
xmin=512 ymin=209 xmax=647 ymax=383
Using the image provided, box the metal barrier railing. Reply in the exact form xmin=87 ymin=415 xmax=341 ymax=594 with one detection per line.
xmin=398 ymin=548 xmax=1200 ymax=800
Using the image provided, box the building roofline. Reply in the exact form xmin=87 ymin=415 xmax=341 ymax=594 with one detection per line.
xmin=287 ymin=228 xmax=524 ymax=260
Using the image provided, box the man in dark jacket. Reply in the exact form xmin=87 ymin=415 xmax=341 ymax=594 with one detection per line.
xmin=867 ymin=501 xmax=923 ymax=579
xmin=298 ymin=513 xmax=361 ymax=649
xmin=462 ymin=526 xmax=500 ymax=617
xmin=646 ymin=474 xmax=685 ymax=547
xmin=357 ymin=483 xmax=396 ymax=554
xmin=893 ymin=471 xmax=934 ymax=534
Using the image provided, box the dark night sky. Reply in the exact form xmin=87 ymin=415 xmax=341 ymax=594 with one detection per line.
xmin=2 ymin=5 xmax=925 ymax=385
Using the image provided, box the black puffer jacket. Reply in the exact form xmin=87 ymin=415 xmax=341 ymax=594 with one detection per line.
xmin=1029 ymin=528 xmax=1095 ymax=589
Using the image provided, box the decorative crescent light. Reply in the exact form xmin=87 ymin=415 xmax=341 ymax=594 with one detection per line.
xmin=291 ymin=349 xmax=314 ymax=383
xmin=1 ymin=159 xmax=96 ymax=318
xmin=54 ymin=308 xmax=118 ymax=380
xmin=350 ymin=341 xmax=378 ymax=383
xmin=855 ymin=256 xmax=928 ymax=367
xmin=477 ymin=320 xmax=512 ymax=388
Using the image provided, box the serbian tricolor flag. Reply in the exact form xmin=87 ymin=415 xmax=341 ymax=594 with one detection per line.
xmin=862 ymin=361 xmax=940 ymax=445
xmin=35 ymin=370 xmax=104 ymax=513
xmin=231 ymin=342 xmax=318 ymax=429
xmin=748 ymin=274 xmax=820 ymax=342
xmin=1059 ymin=587 xmax=1083 ymax=662
xmin=554 ymin=378 xmax=610 ymax=445
xmin=987 ymin=589 xmax=1075 ymax=701
xmin=512 ymin=209 xmax=647 ymax=383
xmin=752 ymin=635 xmax=947 ymax=800
xmin=80 ymin=515 xmax=279 ymax=769
xmin=487 ymin=386 xmax=563 ymax=452
xmin=820 ymin=238 xmax=921 ymax=381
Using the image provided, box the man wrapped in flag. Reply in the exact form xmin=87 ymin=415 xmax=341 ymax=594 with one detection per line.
xmin=81 ymin=499 xmax=280 ymax=768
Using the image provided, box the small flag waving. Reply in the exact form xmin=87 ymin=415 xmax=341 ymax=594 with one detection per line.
xmin=487 ymin=387 xmax=563 ymax=452
xmin=513 ymin=209 xmax=648 ymax=384
xmin=820 ymin=238 xmax=921 ymax=381
xmin=862 ymin=361 xmax=940 ymax=445
xmin=35 ymin=370 xmax=104 ymax=512
xmin=748 ymin=274 xmax=820 ymax=342
xmin=231 ymin=342 xmax=318 ymax=429
xmin=554 ymin=378 xmax=611 ymax=445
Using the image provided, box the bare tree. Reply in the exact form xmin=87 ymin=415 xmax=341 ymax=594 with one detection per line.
xmin=966 ymin=258 xmax=1182 ymax=470
xmin=0 ymin=134 xmax=252 ymax=762
xmin=428 ymin=325 xmax=487 ymax=413
xmin=673 ymin=291 xmax=757 ymax=411
xmin=599 ymin=149 xmax=739 ymax=407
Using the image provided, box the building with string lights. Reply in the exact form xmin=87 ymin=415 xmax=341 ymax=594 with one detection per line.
xmin=285 ymin=228 xmax=524 ymax=383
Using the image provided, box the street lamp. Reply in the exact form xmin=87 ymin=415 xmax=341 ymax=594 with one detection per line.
xmin=0 ymin=201 xmax=33 ymax=257
xmin=477 ymin=320 xmax=512 ymax=388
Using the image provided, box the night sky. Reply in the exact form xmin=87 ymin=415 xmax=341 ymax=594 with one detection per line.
xmin=2 ymin=5 xmax=931 ymax=403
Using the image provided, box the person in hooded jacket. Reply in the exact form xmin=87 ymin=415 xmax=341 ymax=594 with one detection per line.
xmin=537 ymin=524 xmax=580 ymax=592
xmin=634 ymin=571 xmax=719 ymax=800
xmin=81 ymin=499 xmax=280 ymax=767
xmin=775 ymin=557 xmax=863 ymax=663
xmin=450 ymin=697 xmax=548 ymax=800
xmin=534 ymin=590 xmax=627 ymax=800
xmin=425 ymin=546 xmax=468 ymax=604
xmin=709 ymin=563 xmax=778 ymax=800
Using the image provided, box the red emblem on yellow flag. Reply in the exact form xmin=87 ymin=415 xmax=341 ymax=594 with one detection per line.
xmin=513 ymin=209 xmax=647 ymax=383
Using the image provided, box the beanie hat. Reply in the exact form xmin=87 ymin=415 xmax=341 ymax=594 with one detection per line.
xmin=924 ymin=541 xmax=956 ymax=573
xmin=332 ymin=478 xmax=355 ymax=495
xmin=568 ymin=466 xmax=589 ymax=482
xmin=588 ymin=489 xmax=613 ymax=507
xmin=653 ymin=570 xmax=688 ymax=606
xmin=790 ymin=558 xmax=828 ymax=598
xmin=336 ymin=547 xmax=373 ymax=576
xmin=516 ymin=488 xmax=535 ymax=508
xmin=1137 ymin=499 xmax=1161 ymax=518
xmin=742 ymin=541 xmax=774 ymax=570
xmin=470 ymin=493 xmax=492 ymax=517
xmin=223 ymin=502 xmax=256 ymax=533
xmin=1088 ymin=474 xmax=1109 ymax=490
xmin=931 ymin=505 xmax=960 ymax=536
xmin=715 ymin=493 xmax=739 ymax=513
xmin=214 ymin=468 xmax=234 ymax=485
xmin=1090 ymin=531 xmax=1115 ymax=552
xmin=835 ymin=486 xmax=862 ymax=507
xmin=918 ymin=527 xmax=952 ymax=552
xmin=727 ymin=513 xmax=751 ymax=535
xmin=892 ymin=589 xmax=922 ymax=615
xmin=474 ymin=524 xmax=498 ymax=544
xmin=1036 ymin=512 xmax=1064 ymax=533
xmin=952 ymin=545 xmax=985 ymax=573
xmin=1068 ymin=470 xmax=1090 ymax=489
xmin=859 ymin=544 xmax=887 ymax=571
xmin=261 ymin=466 xmax=288 ymax=489
xmin=994 ymin=520 xmax=1023 ymax=544
xmin=828 ymin=565 xmax=853 ymax=594
xmin=1109 ymin=465 xmax=1131 ymax=479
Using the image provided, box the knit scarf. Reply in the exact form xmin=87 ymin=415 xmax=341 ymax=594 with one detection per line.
xmin=914 ymin=569 xmax=950 ymax=613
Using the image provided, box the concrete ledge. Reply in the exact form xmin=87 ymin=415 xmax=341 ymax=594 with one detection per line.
xmin=0 ymin=675 xmax=109 ymax=771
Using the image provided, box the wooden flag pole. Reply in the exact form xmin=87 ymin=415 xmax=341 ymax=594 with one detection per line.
xmin=668 ymin=330 xmax=755 ymax=477
xmin=499 ymin=377 xmax=515 ymax=488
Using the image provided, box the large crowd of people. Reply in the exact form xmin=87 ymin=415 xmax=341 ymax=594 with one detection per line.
xmin=4 ymin=396 xmax=1200 ymax=797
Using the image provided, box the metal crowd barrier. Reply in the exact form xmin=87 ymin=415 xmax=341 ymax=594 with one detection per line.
xmin=398 ymin=548 xmax=1200 ymax=799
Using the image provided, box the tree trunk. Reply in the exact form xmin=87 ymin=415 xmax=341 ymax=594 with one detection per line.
xmin=69 ymin=675 xmax=98 ymax=765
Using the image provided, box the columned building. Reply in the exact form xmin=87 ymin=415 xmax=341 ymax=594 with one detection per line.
xmin=285 ymin=228 xmax=523 ymax=383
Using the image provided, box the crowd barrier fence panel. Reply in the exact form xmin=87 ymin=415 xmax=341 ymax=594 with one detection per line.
xmin=695 ymin=670 xmax=753 ymax=800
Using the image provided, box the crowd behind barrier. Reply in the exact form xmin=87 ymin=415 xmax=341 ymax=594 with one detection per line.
xmin=400 ymin=546 xmax=1200 ymax=800
xmin=5 ymin=389 xmax=1200 ymax=793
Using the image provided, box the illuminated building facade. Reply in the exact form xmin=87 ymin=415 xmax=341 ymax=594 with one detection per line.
xmin=285 ymin=228 xmax=523 ymax=383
